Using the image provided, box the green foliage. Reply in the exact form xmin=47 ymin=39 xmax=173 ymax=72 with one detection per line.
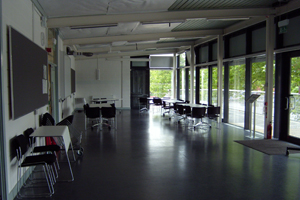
xmin=150 ymin=70 xmax=172 ymax=98
xmin=291 ymin=57 xmax=300 ymax=93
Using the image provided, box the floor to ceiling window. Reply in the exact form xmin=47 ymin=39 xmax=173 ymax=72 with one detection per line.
xmin=199 ymin=68 xmax=209 ymax=104
xmin=228 ymin=59 xmax=245 ymax=127
xmin=150 ymin=70 xmax=172 ymax=98
xmin=212 ymin=66 xmax=218 ymax=106
xmin=251 ymin=57 xmax=266 ymax=133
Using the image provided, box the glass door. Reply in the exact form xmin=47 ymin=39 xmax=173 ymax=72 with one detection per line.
xmin=289 ymin=56 xmax=300 ymax=138
xmin=228 ymin=59 xmax=245 ymax=127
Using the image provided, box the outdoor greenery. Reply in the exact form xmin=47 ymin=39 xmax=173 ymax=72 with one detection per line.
xmin=150 ymin=70 xmax=172 ymax=98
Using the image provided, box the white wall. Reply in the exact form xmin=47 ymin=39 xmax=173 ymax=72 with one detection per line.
xmin=75 ymin=57 xmax=130 ymax=108
xmin=1 ymin=0 xmax=48 ymax=199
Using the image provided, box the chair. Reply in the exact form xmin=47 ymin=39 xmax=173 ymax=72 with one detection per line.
xmin=188 ymin=107 xmax=208 ymax=130
xmin=101 ymin=106 xmax=117 ymax=130
xmin=23 ymin=128 xmax=60 ymax=174
xmin=57 ymin=115 xmax=83 ymax=156
xmin=13 ymin=134 xmax=57 ymax=198
xmin=207 ymin=106 xmax=221 ymax=128
xmin=139 ymin=97 xmax=148 ymax=113
xmin=41 ymin=112 xmax=55 ymax=126
xmin=176 ymin=104 xmax=186 ymax=123
xmin=162 ymin=101 xmax=173 ymax=117
xmin=152 ymin=97 xmax=162 ymax=113
xmin=84 ymin=104 xmax=101 ymax=130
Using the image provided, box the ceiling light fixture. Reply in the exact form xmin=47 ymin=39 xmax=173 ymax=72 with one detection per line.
xmin=141 ymin=20 xmax=185 ymax=25
xmin=206 ymin=17 xmax=250 ymax=21
xmin=70 ymin=23 xmax=118 ymax=30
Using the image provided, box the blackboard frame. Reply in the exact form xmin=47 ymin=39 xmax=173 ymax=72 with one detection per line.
xmin=9 ymin=26 xmax=48 ymax=119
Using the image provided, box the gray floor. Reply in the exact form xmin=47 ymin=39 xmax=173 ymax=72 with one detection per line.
xmin=17 ymin=109 xmax=300 ymax=200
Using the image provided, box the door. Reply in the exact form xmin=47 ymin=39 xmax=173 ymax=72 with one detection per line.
xmin=288 ymin=55 xmax=300 ymax=140
xmin=275 ymin=51 xmax=300 ymax=143
xmin=131 ymin=65 xmax=149 ymax=109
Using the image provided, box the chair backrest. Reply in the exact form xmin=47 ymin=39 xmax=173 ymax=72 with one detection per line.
xmin=177 ymin=105 xmax=184 ymax=115
xmin=184 ymin=106 xmax=191 ymax=114
xmin=153 ymin=97 xmax=162 ymax=105
xmin=23 ymin=128 xmax=35 ymax=146
xmin=41 ymin=113 xmax=55 ymax=126
xmin=139 ymin=97 xmax=147 ymax=103
xmin=14 ymin=135 xmax=29 ymax=157
xmin=85 ymin=107 xmax=101 ymax=119
xmin=207 ymin=106 xmax=220 ymax=115
xmin=101 ymin=107 xmax=116 ymax=118
xmin=192 ymin=107 xmax=206 ymax=118
xmin=57 ymin=115 xmax=74 ymax=126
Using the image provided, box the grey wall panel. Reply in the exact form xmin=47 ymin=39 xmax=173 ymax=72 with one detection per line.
xmin=9 ymin=26 xmax=48 ymax=119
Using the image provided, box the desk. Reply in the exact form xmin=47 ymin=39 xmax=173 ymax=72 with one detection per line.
xmin=91 ymin=98 xmax=120 ymax=104
xmin=180 ymin=103 xmax=207 ymax=108
xmin=89 ymin=103 xmax=112 ymax=108
xmin=31 ymin=126 xmax=74 ymax=181
xmin=163 ymin=99 xmax=184 ymax=104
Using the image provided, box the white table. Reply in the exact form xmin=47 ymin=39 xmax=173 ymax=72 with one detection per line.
xmin=31 ymin=126 xmax=74 ymax=181
xmin=91 ymin=98 xmax=120 ymax=104
xmin=89 ymin=103 xmax=112 ymax=108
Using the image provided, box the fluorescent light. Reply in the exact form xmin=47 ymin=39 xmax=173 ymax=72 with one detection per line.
xmin=70 ymin=23 xmax=118 ymax=29
xmin=141 ymin=20 xmax=185 ymax=25
xmin=206 ymin=17 xmax=250 ymax=21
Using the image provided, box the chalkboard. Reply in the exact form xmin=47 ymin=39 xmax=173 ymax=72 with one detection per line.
xmin=9 ymin=26 xmax=48 ymax=119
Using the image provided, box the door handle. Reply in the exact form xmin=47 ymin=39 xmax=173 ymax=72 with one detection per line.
xmin=285 ymin=97 xmax=289 ymax=110
xmin=290 ymin=95 xmax=295 ymax=110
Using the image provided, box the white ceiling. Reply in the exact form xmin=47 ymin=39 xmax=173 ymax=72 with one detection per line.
xmin=33 ymin=0 xmax=299 ymax=58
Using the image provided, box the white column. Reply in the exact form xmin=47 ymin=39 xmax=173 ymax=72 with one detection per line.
xmin=190 ymin=45 xmax=195 ymax=103
xmin=217 ymin=35 xmax=224 ymax=122
xmin=264 ymin=15 xmax=275 ymax=138
xmin=172 ymin=53 xmax=177 ymax=99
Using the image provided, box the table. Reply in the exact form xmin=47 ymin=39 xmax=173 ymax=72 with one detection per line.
xmin=91 ymin=98 xmax=120 ymax=104
xmin=31 ymin=126 xmax=74 ymax=181
xmin=180 ymin=103 xmax=207 ymax=108
xmin=89 ymin=103 xmax=112 ymax=108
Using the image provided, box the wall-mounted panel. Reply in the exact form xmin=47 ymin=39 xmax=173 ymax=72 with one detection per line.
xmin=9 ymin=26 xmax=48 ymax=119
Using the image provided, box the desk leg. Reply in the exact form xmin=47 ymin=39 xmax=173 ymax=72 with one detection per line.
xmin=61 ymin=138 xmax=74 ymax=182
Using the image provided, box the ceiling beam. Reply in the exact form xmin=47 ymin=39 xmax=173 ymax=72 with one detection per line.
xmin=64 ymin=29 xmax=223 ymax=45
xmin=47 ymin=8 xmax=276 ymax=28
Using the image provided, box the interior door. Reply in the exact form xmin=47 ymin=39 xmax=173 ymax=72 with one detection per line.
xmin=130 ymin=67 xmax=149 ymax=109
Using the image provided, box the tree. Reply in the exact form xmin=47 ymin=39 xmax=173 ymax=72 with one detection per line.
xmin=150 ymin=70 xmax=172 ymax=97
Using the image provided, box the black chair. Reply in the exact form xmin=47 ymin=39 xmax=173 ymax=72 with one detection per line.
xmin=41 ymin=112 xmax=55 ymax=126
xmin=84 ymin=104 xmax=101 ymax=130
xmin=101 ymin=106 xmax=117 ymax=130
xmin=23 ymin=128 xmax=60 ymax=174
xmin=189 ymin=107 xmax=208 ymax=130
xmin=162 ymin=101 xmax=173 ymax=117
xmin=176 ymin=104 xmax=186 ymax=123
xmin=207 ymin=106 xmax=221 ymax=128
xmin=152 ymin=97 xmax=162 ymax=113
xmin=139 ymin=97 xmax=148 ymax=113
xmin=14 ymin=134 xmax=57 ymax=198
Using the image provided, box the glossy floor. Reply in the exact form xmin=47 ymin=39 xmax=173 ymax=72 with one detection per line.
xmin=18 ymin=110 xmax=300 ymax=200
